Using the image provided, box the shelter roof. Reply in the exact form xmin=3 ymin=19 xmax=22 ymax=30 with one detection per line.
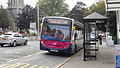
xmin=83 ymin=12 xmax=108 ymax=21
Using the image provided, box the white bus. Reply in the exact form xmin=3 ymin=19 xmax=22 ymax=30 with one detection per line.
xmin=40 ymin=17 xmax=83 ymax=54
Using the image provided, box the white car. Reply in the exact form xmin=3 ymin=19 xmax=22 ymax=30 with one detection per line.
xmin=0 ymin=32 xmax=28 ymax=47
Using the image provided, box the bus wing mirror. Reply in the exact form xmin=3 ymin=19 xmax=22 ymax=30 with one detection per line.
xmin=72 ymin=26 xmax=76 ymax=31
xmin=40 ymin=23 xmax=43 ymax=31
xmin=40 ymin=23 xmax=42 ymax=27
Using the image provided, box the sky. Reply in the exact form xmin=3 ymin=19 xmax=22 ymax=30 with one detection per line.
xmin=0 ymin=0 xmax=98 ymax=10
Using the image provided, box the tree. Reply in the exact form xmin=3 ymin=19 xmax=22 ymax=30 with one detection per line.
xmin=89 ymin=1 xmax=106 ymax=32
xmin=107 ymin=11 xmax=117 ymax=43
xmin=89 ymin=1 xmax=105 ymax=15
xmin=37 ymin=0 xmax=69 ymax=17
xmin=83 ymin=1 xmax=117 ymax=43
xmin=82 ymin=1 xmax=105 ymax=17
xmin=67 ymin=1 xmax=86 ymax=22
xmin=17 ymin=5 xmax=37 ymax=31
xmin=83 ymin=8 xmax=90 ymax=17
xmin=82 ymin=1 xmax=106 ymax=32
xmin=0 ymin=7 xmax=10 ymax=30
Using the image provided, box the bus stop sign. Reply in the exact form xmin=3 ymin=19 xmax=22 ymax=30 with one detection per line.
xmin=116 ymin=45 xmax=120 ymax=68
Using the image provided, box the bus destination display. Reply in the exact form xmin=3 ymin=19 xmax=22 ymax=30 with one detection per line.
xmin=46 ymin=18 xmax=71 ymax=25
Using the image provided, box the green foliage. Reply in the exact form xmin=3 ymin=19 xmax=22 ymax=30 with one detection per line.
xmin=17 ymin=5 xmax=37 ymax=30
xmin=83 ymin=1 xmax=105 ymax=17
xmin=83 ymin=8 xmax=90 ymax=17
xmin=107 ymin=11 xmax=117 ymax=43
xmin=37 ymin=0 xmax=69 ymax=16
xmin=0 ymin=8 xmax=10 ymax=30
xmin=82 ymin=1 xmax=106 ymax=32
xmin=89 ymin=1 xmax=105 ymax=15
xmin=67 ymin=1 xmax=86 ymax=22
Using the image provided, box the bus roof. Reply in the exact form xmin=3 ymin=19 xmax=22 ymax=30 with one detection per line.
xmin=43 ymin=16 xmax=74 ymax=20
xmin=42 ymin=16 xmax=83 ymax=28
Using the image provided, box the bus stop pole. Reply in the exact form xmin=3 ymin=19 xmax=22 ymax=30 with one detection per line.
xmin=83 ymin=22 xmax=86 ymax=61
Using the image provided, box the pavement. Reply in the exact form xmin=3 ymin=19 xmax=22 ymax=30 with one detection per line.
xmin=27 ymin=36 xmax=39 ymax=41
xmin=60 ymin=39 xmax=115 ymax=68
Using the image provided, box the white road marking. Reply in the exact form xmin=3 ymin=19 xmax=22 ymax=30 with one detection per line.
xmin=7 ymin=59 xmax=18 ymax=62
xmin=25 ymin=55 xmax=32 ymax=57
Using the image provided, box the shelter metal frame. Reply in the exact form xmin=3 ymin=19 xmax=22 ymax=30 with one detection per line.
xmin=83 ymin=12 xmax=108 ymax=61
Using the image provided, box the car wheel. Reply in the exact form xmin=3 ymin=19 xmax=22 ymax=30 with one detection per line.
xmin=12 ymin=41 xmax=17 ymax=47
xmin=24 ymin=40 xmax=28 ymax=45
xmin=1 ymin=44 xmax=4 ymax=47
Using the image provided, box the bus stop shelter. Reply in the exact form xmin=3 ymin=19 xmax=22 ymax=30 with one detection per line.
xmin=83 ymin=12 xmax=108 ymax=61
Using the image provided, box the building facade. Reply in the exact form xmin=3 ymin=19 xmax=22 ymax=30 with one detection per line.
xmin=7 ymin=0 xmax=24 ymax=31
xmin=7 ymin=0 xmax=24 ymax=18
xmin=105 ymin=0 xmax=120 ymax=43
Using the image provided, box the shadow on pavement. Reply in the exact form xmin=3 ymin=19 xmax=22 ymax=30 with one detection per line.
xmin=44 ymin=52 xmax=73 ymax=57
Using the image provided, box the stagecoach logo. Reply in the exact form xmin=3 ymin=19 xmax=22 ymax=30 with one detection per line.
xmin=52 ymin=43 xmax=57 ymax=45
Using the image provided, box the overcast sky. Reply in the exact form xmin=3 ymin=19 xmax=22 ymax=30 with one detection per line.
xmin=0 ymin=0 xmax=97 ymax=10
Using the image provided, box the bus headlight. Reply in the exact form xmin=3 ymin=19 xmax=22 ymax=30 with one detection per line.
xmin=41 ymin=41 xmax=44 ymax=44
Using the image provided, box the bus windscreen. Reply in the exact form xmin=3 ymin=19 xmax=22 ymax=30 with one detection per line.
xmin=40 ymin=18 xmax=72 ymax=50
xmin=42 ymin=24 xmax=70 ymax=41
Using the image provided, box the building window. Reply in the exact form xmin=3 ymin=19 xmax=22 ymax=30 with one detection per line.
xmin=14 ymin=0 xmax=16 ymax=6
xmin=14 ymin=0 xmax=15 ymax=6
xmin=11 ymin=0 xmax=13 ymax=6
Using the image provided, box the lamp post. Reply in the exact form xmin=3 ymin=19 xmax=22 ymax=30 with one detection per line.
xmin=37 ymin=0 xmax=40 ymax=40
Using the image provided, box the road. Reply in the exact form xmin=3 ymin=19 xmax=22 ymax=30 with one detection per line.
xmin=0 ymin=41 xmax=73 ymax=68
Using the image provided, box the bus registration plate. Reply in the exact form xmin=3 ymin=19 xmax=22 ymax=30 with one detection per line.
xmin=50 ymin=50 xmax=58 ymax=52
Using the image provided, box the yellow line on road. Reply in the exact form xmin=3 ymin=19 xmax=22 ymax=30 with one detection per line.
xmin=7 ymin=59 xmax=18 ymax=62
xmin=0 ymin=64 xmax=9 ymax=68
xmin=55 ymin=49 xmax=83 ymax=68
xmin=9 ymin=62 xmax=23 ymax=68
xmin=54 ymin=56 xmax=73 ymax=68
xmin=11 ymin=62 xmax=22 ymax=68
xmin=40 ymin=66 xmax=49 ymax=68
xmin=19 ymin=63 xmax=30 ymax=68
xmin=30 ymin=65 xmax=38 ymax=68
xmin=2 ymin=62 xmax=22 ymax=68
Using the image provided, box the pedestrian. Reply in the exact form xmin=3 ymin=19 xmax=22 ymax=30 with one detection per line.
xmin=98 ymin=34 xmax=102 ymax=45
xmin=74 ymin=32 xmax=77 ymax=40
